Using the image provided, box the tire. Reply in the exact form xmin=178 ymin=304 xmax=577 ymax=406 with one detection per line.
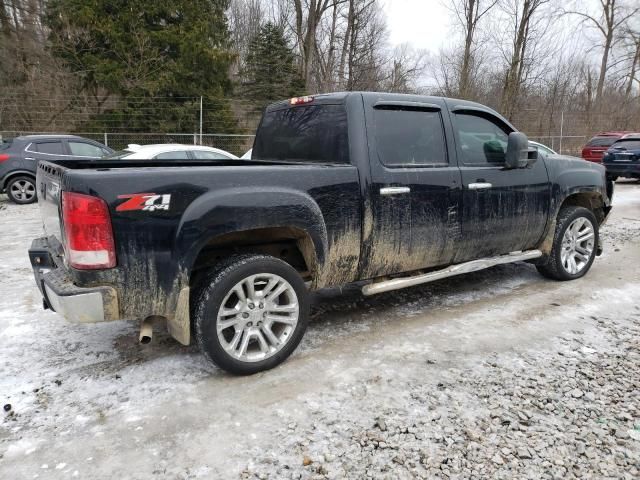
xmin=6 ymin=175 xmax=37 ymax=204
xmin=536 ymin=206 xmax=598 ymax=281
xmin=193 ymin=254 xmax=310 ymax=375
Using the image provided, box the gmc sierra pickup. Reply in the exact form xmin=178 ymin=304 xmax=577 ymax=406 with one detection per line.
xmin=29 ymin=92 xmax=612 ymax=374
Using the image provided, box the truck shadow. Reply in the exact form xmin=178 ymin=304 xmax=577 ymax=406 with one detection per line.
xmin=110 ymin=262 xmax=541 ymax=372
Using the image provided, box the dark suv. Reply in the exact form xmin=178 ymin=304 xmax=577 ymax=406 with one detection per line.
xmin=0 ymin=135 xmax=113 ymax=204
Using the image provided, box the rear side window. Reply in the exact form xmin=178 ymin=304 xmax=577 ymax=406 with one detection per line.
xmin=35 ymin=141 xmax=64 ymax=155
xmin=192 ymin=150 xmax=231 ymax=160
xmin=454 ymin=113 xmax=510 ymax=165
xmin=587 ymin=136 xmax=617 ymax=147
xmin=154 ymin=151 xmax=190 ymax=160
xmin=374 ymin=108 xmax=447 ymax=166
xmin=253 ymin=105 xmax=349 ymax=164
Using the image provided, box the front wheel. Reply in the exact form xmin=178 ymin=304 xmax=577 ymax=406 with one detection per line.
xmin=7 ymin=176 xmax=37 ymax=204
xmin=536 ymin=206 xmax=598 ymax=281
xmin=193 ymin=254 xmax=310 ymax=375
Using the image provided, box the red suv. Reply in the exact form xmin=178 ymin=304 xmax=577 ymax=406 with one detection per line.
xmin=582 ymin=131 xmax=637 ymax=163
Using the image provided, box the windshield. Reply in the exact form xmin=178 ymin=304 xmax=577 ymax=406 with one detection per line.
xmin=610 ymin=139 xmax=640 ymax=150
xmin=253 ymin=104 xmax=349 ymax=164
xmin=104 ymin=150 xmax=134 ymax=159
xmin=0 ymin=138 xmax=13 ymax=151
xmin=587 ymin=136 xmax=617 ymax=147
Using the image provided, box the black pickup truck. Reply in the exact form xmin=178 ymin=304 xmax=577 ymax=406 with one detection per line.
xmin=29 ymin=92 xmax=612 ymax=374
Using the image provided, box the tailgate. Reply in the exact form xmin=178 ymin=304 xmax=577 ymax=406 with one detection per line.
xmin=36 ymin=161 xmax=65 ymax=242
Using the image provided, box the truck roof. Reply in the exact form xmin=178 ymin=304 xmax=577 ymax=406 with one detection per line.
xmin=266 ymin=91 xmax=515 ymax=131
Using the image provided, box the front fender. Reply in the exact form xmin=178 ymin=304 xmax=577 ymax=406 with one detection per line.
xmin=174 ymin=186 xmax=329 ymax=278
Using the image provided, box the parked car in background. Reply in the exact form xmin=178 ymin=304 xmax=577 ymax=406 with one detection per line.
xmin=0 ymin=134 xmax=113 ymax=204
xmin=241 ymin=148 xmax=252 ymax=159
xmin=581 ymin=131 xmax=637 ymax=163
xmin=602 ymin=134 xmax=640 ymax=181
xmin=107 ymin=144 xmax=238 ymax=160
xmin=529 ymin=141 xmax=556 ymax=155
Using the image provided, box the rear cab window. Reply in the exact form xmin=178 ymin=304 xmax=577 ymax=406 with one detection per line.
xmin=253 ymin=104 xmax=349 ymax=164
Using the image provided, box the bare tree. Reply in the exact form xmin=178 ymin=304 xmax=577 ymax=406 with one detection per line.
xmin=497 ymin=0 xmax=550 ymax=119
xmin=448 ymin=0 xmax=498 ymax=98
xmin=566 ymin=0 xmax=639 ymax=103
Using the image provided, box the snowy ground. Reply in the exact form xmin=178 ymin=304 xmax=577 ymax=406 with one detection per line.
xmin=1 ymin=181 xmax=639 ymax=479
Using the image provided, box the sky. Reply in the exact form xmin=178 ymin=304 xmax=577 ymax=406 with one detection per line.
xmin=382 ymin=0 xmax=455 ymax=54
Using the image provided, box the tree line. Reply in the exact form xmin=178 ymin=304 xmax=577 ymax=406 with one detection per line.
xmin=1 ymin=0 xmax=639 ymax=145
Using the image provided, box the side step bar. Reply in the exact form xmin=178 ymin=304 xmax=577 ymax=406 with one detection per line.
xmin=361 ymin=250 xmax=542 ymax=296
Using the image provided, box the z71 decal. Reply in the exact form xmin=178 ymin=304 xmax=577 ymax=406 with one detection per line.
xmin=116 ymin=193 xmax=171 ymax=212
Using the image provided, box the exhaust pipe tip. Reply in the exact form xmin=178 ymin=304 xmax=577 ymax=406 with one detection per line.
xmin=139 ymin=318 xmax=154 ymax=345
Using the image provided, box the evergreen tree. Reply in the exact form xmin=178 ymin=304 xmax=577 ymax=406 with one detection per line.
xmin=241 ymin=23 xmax=305 ymax=107
xmin=46 ymin=0 xmax=237 ymax=133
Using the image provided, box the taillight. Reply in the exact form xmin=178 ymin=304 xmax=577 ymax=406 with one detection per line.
xmin=62 ymin=192 xmax=116 ymax=269
xmin=0 ymin=154 xmax=9 ymax=162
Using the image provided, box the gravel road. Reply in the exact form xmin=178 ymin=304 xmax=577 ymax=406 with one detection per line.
xmin=1 ymin=182 xmax=639 ymax=480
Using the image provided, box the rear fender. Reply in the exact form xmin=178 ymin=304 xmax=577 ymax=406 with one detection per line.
xmin=175 ymin=187 xmax=328 ymax=283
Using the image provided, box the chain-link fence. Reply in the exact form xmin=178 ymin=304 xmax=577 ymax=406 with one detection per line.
xmin=0 ymin=131 xmax=255 ymax=157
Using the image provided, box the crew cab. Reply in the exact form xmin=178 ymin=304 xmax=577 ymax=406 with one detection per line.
xmin=29 ymin=92 xmax=612 ymax=375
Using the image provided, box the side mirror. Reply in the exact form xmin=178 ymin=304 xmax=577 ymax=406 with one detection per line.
xmin=505 ymin=132 xmax=537 ymax=168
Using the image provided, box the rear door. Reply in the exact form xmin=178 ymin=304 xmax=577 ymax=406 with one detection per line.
xmin=359 ymin=98 xmax=462 ymax=278
xmin=449 ymin=108 xmax=551 ymax=261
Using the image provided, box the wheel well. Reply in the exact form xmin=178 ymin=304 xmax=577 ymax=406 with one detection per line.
xmin=189 ymin=227 xmax=317 ymax=287
xmin=2 ymin=171 xmax=35 ymax=190
xmin=560 ymin=192 xmax=606 ymax=224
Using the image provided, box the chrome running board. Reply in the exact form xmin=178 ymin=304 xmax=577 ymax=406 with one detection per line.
xmin=361 ymin=250 xmax=542 ymax=296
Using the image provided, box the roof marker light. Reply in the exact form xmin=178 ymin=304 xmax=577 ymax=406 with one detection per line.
xmin=290 ymin=96 xmax=314 ymax=106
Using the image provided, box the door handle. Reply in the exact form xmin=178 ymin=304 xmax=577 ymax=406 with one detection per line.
xmin=468 ymin=182 xmax=492 ymax=190
xmin=380 ymin=186 xmax=410 ymax=195
xmin=25 ymin=157 xmax=35 ymax=161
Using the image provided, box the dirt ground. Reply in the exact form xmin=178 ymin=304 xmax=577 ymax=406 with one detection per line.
xmin=1 ymin=182 xmax=639 ymax=479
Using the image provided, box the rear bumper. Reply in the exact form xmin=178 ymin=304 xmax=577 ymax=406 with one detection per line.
xmin=603 ymin=162 xmax=640 ymax=178
xmin=29 ymin=237 xmax=119 ymax=323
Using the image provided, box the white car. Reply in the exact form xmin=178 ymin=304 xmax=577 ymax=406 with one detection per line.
xmin=241 ymin=148 xmax=252 ymax=159
xmin=109 ymin=144 xmax=238 ymax=160
xmin=529 ymin=141 xmax=557 ymax=156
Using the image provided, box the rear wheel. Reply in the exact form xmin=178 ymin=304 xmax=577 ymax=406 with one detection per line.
xmin=536 ymin=206 xmax=598 ymax=281
xmin=6 ymin=176 xmax=37 ymax=204
xmin=193 ymin=254 xmax=310 ymax=375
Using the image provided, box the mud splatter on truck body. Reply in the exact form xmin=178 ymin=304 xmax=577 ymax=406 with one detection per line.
xmin=29 ymin=91 xmax=611 ymax=350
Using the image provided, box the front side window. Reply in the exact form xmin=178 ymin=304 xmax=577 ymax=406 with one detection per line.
xmin=192 ymin=150 xmax=231 ymax=160
xmin=34 ymin=141 xmax=64 ymax=155
xmin=374 ymin=107 xmax=447 ymax=167
xmin=454 ymin=113 xmax=510 ymax=165
xmin=68 ymin=142 xmax=105 ymax=157
xmin=253 ymin=104 xmax=349 ymax=164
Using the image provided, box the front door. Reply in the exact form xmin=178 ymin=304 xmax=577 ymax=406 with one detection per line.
xmin=359 ymin=98 xmax=462 ymax=278
xmin=449 ymin=108 xmax=551 ymax=262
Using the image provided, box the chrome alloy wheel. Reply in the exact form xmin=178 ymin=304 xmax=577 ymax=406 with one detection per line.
xmin=561 ymin=217 xmax=595 ymax=275
xmin=216 ymin=273 xmax=299 ymax=362
xmin=10 ymin=179 xmax=36 ymax=202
